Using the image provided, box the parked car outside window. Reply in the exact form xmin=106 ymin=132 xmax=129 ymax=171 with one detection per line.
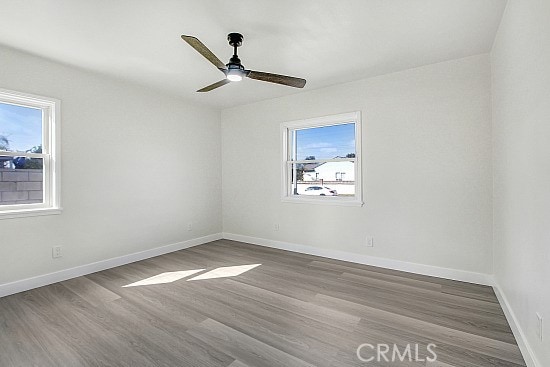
xmin=303 ymin=186 xmax=337 ymax=196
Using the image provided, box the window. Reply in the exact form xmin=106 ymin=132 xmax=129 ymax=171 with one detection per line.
xmin=281 ymin=111 xmax=362 ymax=206
xmin=0 ymin=88 xmax=61 ymax=219
xmin=335 ymin=172 xmax=346 ymax=181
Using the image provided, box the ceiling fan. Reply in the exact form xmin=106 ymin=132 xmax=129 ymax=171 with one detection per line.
xmin=181 ymin=33 xmax=307 ymax=92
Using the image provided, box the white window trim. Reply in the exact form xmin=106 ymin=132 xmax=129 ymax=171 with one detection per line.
xmin=0 ymin=88 xmax=62 ymax=220
xmin=280 ymin=111 xmax=363 ymax=207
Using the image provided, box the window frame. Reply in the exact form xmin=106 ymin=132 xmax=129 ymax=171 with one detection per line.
xmin=280 ymin=111 xmax=363 ymax=207
xmin=0 ymin=88 xmax=61 ymax=219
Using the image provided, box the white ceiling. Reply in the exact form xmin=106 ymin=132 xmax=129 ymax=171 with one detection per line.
xmin=0 ymin=0 xmax=506 ymax=109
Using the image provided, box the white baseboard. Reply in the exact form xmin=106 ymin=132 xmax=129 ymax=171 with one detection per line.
xmin=222 ymin=232 xmax=493 ymax=285
xmin=493 ymin=282 xmax=540 ymax=367
xmin=0 ymin=233 xmax=222 ymax=298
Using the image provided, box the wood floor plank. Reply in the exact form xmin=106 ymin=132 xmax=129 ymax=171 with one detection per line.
xmin=187 ymin=318 xmax=317 ymax=367
xmin=60 ymin=279 xmax=231 ymax=367
xmin=219 ymin=278 xmax=361 ymax=331
xmin=61 ymin=275 xmax=121 ymax=307
xmin=166 ymin=282 xmax=340 ymax=366
xmin=441 ymin=285 xmax=500 ymax=303
xmin=229 ymin=258 xmax=512 ymax=343
xmin=309 ymin=260 xmax=445 ymax=291
xmin=17 ymin=285 xmax=157 ymax=367
xmin=357 ymin=319 xmax=524 ymax=367
xmin=185 ymin=280 xmax=361 ymax=352
xmin=0 ymin=293 xmax=84 ymax=367
xmin=426 ymin=361 xmax=460 ymax=367
xmin=228 ymin=267 xmax=319 ymax=302
xmin=340 ymin=271 xmax=504 ymax=315
xmin=309 ymin=256 xmax=492 ymax=291
xmin=217 ymin=239 xmax=320 ymax=263
xmin=227 ymin=360 xmax=250 ymax=367
xmin=323 ymin=278 xmax=515 ymax=342
xmin=312 ymin=293 xmax=525 ymax=366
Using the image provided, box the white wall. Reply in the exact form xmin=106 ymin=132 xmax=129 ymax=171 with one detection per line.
xmin=491 ymin=0 xmax=550 ymax=365
xmin=0 ymin=46 xmax=221 ymax=285
xmin=222 ymin=54 xmax=493 ymax=275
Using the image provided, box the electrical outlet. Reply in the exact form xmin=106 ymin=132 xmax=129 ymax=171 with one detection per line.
xmin=366 ymin=236 xmax=374 ymax=247
xmin=536 ymin=313 xmax=543 ymax=341
xmin=52 ymin=246 xmax=62 ymax=259
xmin=274 ymin=223 xmax=280 ymax=231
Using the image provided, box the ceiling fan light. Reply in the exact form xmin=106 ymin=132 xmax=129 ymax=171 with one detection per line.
xmin=226 ymin=68 xmax=244 ymax=82
xmin=227 ymin=73 xmax=243 ymax=82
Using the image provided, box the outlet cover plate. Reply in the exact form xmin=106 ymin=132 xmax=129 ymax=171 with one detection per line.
xmin=52 ymin=246 xmax=62 ymax=258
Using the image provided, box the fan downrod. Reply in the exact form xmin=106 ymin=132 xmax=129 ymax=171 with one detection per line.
xmin=227 ymin=33 xmax=244 ymax=65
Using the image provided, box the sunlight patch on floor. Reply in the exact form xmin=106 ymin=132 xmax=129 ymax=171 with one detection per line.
xmin=122 ymin=264 xmax=262 ymax=287
xmin=187 ymin=264 xmax=262 ymax=281
xmin=123 ymin=269 xmax=204 ymax=287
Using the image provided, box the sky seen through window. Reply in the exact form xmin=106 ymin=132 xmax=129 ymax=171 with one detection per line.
xmin=295 ymin=122 xmax=355 ymax=160
xmin=0 ymin=102 xmax=42 ymax=152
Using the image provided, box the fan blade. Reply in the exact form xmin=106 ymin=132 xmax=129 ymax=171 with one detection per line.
xmin=197 ymin=79 xmax=230 ymax=92
xmin=246 ymin=70 xmax=306 ymax=88
xmin=181 ymin=35 xmax=226 ymax=71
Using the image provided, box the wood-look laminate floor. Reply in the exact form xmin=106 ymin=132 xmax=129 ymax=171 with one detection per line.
xmin=0 ymin=240 xmax=525 ymax=367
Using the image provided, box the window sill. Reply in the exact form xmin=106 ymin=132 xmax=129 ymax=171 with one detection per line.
xmin=281 ymin=197 xmax=364 ymax=207
xmin=0 ymin=207 xmax=63 ymax=220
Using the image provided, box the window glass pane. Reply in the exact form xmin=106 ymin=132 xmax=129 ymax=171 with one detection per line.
xmin=290 ymin=162 xmax=356 ymax=197
xmin=294 ymin=123 xmax=355 ymax=160
xmin=0 ymin=157 xmax=44 ymax=205
xmin=0 ymin=102 xmax=43 ymax=153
